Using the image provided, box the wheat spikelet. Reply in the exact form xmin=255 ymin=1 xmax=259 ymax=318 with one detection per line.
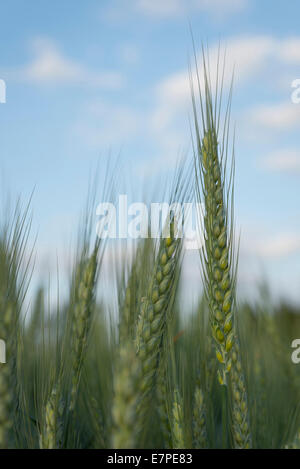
xmin=89 ymin=397 xmax=106 ymax=448
xmin=192 ymin=54 xmax=253 ymax=448
xmin=112 ymin=341 xmax=140 ymax=449
xmin=40 ymin=386 xmax=64 ymax=449
xmin=135 ymin=221 xmax=180 ymax=417
xmin=119 ymin=259 xmax=139 ymax=344
xmin=192 ymin=379 xmax=208 ymax=448
xmin=0 ymin=303 xmax=16 ymax=449
xmin=39 ymin=384 xmax=64 ymax=449
xmin=230 ymin=341 xmax=252 ymax=449
xmin=119 ymin=239 xmax=156 ymax=346
xmin=198 ymin=129 xmax=234 ymax=386
xmin=171 ymin=389 xmax=185 ymax=449
xmin=190 ymin=52 xmax=237 ymax=387
xmin=120 ymin=281 xmax=134 ymax=342
xmin=69 ymin=244 xmax=98 ymax=412
xmin=0 ymin=234 xmax=24 ymax=448
xmin=156 ymin=366 xmax=172 ymax=448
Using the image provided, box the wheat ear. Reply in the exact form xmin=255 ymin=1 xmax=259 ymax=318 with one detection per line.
xmin=0 ymin=222 xmax=28 ymax=449
xmin=119 ymin=259 xmax=139 ymax=344
xmin=192 ymin=53 xmax=253 ymax=448
xmin=69 ymin=244 xmax=98 ymax=412
xmin=192 ymin=379 xmax=208 ymax=448
xmin=39 ymin=384 xmax=64 ymax=449
xmin=171 ymin=389 xmax=185 ymax=449
xmin=156 ymin=366 xmax=172 ymax=448
xmin=230 ymin=341 xmax=252 ymax=449
xmin=0 ymin=302 xmax=17 ymax=449
xmin=198 ymin=129 xmax=234 ymax=386
xmin=135 ymin=221 xmax=180 ymax=411
xmin=112 ymin=341 xmax=140 ymax=449
xmin=90 ymin=397 xmax=106 ymax=448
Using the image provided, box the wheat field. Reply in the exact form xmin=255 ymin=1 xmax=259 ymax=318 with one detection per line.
xmin=0 ymin=59 xmax=299 ymax=450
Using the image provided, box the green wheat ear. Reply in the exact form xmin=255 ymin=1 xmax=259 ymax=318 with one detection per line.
xmin=156 ymin=366 xmax=172 ymax=449
xmin=119 ymin=239 xmax=153 ymax=344
xmin=171 ymin=389 xmax=185 ymax=449
xmin=199 ymin=128 xmax=234 ymax=386
xmin=135 ymin=220 xmax=181 ymax=413
xmin=69 ymin=243 xmax=99 ymax=412
xmin=39 ymin=383 xmax=64 ymax=449
xmin=191 ymin=50 xmax=237 ymax=385
xmin=191 ymin=50 xmax=252 ymax=448
xmin=230 ymin=341 xmax=252 ymax=449
xmin=0 ymin=299 xmax=17 ymax=449
xmin=192 ymin=378 xmax=208 ymax=448
xmin=0 ymin=205 xmax=31 ymax=449
xmin=119 ymin=269 xmax=137 ymax=343
xmin=112 ymin=341 xmax=140 ymax=449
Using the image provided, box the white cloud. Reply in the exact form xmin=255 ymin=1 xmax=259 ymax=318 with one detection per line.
xmin=126 ymin=35 xmax=278 ymax=177
xmin=154 ymin=34 xmax=300 ymax=122
xmin=118 ymin=43 xmax=140 ymax=65
xmin=63 ymin=33 xmax=300 ymax=175
xmin=147 ymin=36 xmax=278 ymax=163
xmin=72 ymin=100 xmax=141 ymax=148
xmin=135 ymin=0 xmax=247 ymax=17
xmin=20 ymin=37 xmax=123 ymax=88
xmin=198 ymin=0 xmax=247 ymax=12
xmin=255 ymin=233 xmax=300 ymax=258
xmin=278 ymin=37 xmax=300 ymax=63
xmin=251 ymin=102 xmax=300 ymax=130
xmin=136 ymin=0 xmax=183 ymax=16
xmin=66 ymin=33 xmax=300 ymax=176
xmin=154 ymin=36 xmax=276 ymax=121
xmin=240 ymin=221 xmax=300 ymax=260
xmin=261 ymin=149 xmax=300 ymax=173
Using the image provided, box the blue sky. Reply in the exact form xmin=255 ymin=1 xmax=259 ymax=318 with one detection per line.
xmin=1 ymin=0 xmax=300 ymax=305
